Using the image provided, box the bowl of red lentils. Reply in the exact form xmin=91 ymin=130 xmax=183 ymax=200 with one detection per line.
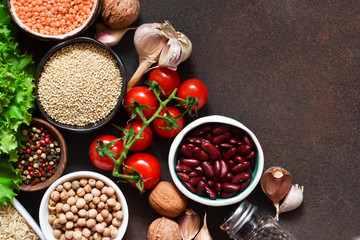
xmin=18 ymin=117 xmax=68 ymax=192
xmin=7 ymin=0 xmax=101 ymax=40
xmin=39 ymin=171 xmax=129 ymax=240
xmin=35 ymin=37 xmax=127 ymax=132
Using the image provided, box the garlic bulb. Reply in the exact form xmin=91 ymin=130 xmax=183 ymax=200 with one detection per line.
xmin=95 ymin=23 xmax=135 ymax=47
xmin=279 ymin=184 xmax=304 ymax=214
xmin=194 ymin=213 xmax=213 ymax=240
xmin=260 ymin=167 xmax=292 ymax=221
xmin=127 ymin=21 xmax=192 ymax=92
xmin=178 ymin=208 xmax=200 ymax=240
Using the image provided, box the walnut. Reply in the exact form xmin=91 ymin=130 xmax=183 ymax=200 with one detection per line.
xmin=101 ymin=0 xmax=140 ymax=29
xmin=147 ymin=217 xmax=181 ymax=240
xmin=148 ymin=181 xmax=187 ymax=218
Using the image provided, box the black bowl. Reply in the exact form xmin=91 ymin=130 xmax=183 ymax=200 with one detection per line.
xmin=34 ymin=37 xmax=127 ymax=132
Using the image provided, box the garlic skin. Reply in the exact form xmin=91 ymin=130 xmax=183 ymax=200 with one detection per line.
xmin=95 ymin=23 xmax=135 ymax=47
xmin=127 ymin=21 xmax=192 ymax=92
xmin=178 ymin=208 xmax=200 ymax=240
xmin=194 ymin=213 xmax=213 ymax=240
xmin=279 ymin=184 xmax=304 ymax=214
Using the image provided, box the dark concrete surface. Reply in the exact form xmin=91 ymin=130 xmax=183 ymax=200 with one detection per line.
xmin=17 ymin=0 xmax=360 ymax=239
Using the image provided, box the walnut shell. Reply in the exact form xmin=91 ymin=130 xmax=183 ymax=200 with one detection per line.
xmin=101 ymin=0 xmax=140 ymax=29
xmin=147 ymin=217 xmax=181 ymax=240
xmin=149 ymin=181 xmax=187 ymax=218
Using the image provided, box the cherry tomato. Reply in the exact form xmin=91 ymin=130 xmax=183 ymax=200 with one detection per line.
xmin=177 ymin=78 xmax=208 ymax=110
xmin=124 ymin=153 xmax=161 ymax=190
xmin=148 ymin=67 xmax=181 ymax=97
xmin=122 ymin=121 xmax=153 ymax=152
xmin=124 ymin=86 xmax=159 ymax=120
xmin=89 ymin=135 xmax=123 ymax=171
xmin=153 ymin=107 xmax=184 ymax=139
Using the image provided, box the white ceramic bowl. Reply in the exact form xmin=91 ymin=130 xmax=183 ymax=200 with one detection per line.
xmin=168 ymin=115 xmax=264 ymax=207
xmin=39 ymin=171 xmax=129 ymax=240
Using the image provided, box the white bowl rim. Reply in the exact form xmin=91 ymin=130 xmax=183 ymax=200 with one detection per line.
xmin=39 ymin=171 xmax=129 ymax=240
xmin=8 ymin=0 xmax=100 ymax=40
xmin=168 ymin=115 xmax=264 ymax=207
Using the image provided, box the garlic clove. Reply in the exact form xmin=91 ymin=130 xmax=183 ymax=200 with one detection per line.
xmin=279 ymin=184 xmax=304 ymax=214
xmin=261 ymin=167 xmax=292 ymax=221
xmin=177 ymin=32 xmax=192 ymax=61
xmin=158 ymin=38 xmax=186 ymax=71
xmin=194 ymin=213 xmax=213 ymax=240
xmin=95 ymin=23 xmax=135 ymax=47
xmin=178 ymin=208 xmax=200 ymax=240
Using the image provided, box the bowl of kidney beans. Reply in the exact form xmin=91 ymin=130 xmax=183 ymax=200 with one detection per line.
xmin=168 ymin=115 xmax=264 ymax=206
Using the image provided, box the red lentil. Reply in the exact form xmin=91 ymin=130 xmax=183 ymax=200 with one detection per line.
xmin=12 ymin=0 xmax=94 ymax=35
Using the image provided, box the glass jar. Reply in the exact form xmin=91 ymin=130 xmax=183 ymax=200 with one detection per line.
xmin=220 ymin=200 xmax=297 ymax=240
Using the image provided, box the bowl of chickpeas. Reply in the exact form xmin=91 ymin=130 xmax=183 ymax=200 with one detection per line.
xmin=7 ymin=0 xmax=101 ymax=40
xmin=39 ymin=171 xmax=129 ymax=240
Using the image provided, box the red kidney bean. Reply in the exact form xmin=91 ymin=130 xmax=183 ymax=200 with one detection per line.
xmin=213 ymin=160 xmax=220 ymax=177
xmin=201 ymin=141 xmax=220 ymax=160
xmin=227 ymin=160 xmax=236 ymax=169
xmin=184 ymin=137 xmax=202 ymax=146
xmin=244 ymin=151 xmax=255 ymax=160
xmin=201 ymin=176 xmax=208 ymax=182
xmin=221 ymin=183 xmax=241 ymax=192
xmin=237 ymin=144 xmax=252 ymax=156
xmin=212 ymin=125 xmax=231 ymax=136
xmin=188 ymin=171 xmax=198 ymax=177
xmin=221 ymin=191 xmax=238 ymax=199
xmin=212 ymin=176 xmax=219 ymax=182
xmin=193 ymin=166 xmax=204 ymax=175
xmin=231 ymin=172 xmax=251 ymax=184
xmin=231 ymin=161 xmax=250 ymax=174
xmin=205 ymin=185 xmax=217 ymax=199
xmin=183 ymin=181 xmax=196 ymax=193
xmin=243 ymin=135 xmax=253 ymax=148
xmin=196 ymin=181 xmax=206 ymax=195
xmin=219 ymin=160 xmax=228 ymax=178
xmin=205 ymin=133 xmax=213 ymax=142
xmin=225 ymin=172 xmax=233 ymax=182
xmin=191 ymin=125 xmax=211 ymax=137
xmin=233 ymin=155 xmax=245 ymax=164
xmin=214 ymin=182 xmax=222 ymax=193
xmin=223 ymin=147 xmax=237 ymax=160
xmin=193 ymin=147 xmax=210 ymax=161
xmin=207 ymin=179 xmax=216 ymax=188
xmin=189 ymin=177 xmax=201 ymax=186
xmin=175 ymin=164 xmax=192 ymax=173
xmin=228 ymin=138 xmax=244 ymax=147
xmin=212 ymin=132 xmax=232 ymax=144
xmin=240 ymin=179 xmax=251 ymax=191
xmin=201 ymin=161 xmax=215 ymax=177
xmin=181 ymin=158 xmax=200 ymax=166
xmin=219 ymin=143 xmax=234 ymax=149
xmin=180 ymin=144 xmax=194 ymax=158
xmin=177 ymin=172 xmax=190 ymax=182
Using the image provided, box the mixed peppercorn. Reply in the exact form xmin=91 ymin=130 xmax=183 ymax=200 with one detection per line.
xmin=17 ymin=125 xmax=61 ymax=185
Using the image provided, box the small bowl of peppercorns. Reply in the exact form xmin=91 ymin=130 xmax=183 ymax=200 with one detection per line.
xmin=17 ymin=117 xmax=67 ymax=191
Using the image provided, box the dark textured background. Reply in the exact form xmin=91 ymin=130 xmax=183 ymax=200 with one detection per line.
xmin=17 ymin=0 xmax=360 ymax=239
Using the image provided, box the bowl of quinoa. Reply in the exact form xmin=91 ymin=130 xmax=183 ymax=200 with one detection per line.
xmin=7 ymin=0 xmax=101 ymax=40
xmin=35 ymin=37 xmax=127 ymax=132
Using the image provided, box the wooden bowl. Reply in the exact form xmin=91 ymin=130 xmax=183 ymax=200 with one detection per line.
xmin=20 ymin=118 xmax=67 ymax=192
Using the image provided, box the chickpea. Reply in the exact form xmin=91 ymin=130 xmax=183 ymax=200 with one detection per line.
xmin=111 ymin=229 xmax=118 ymax=238
xmin=88 ymin=209 xmax=97 ymax=219
xmin=112 ymin=217 xmax=122 ymax=227
xmin=56 ymin=184 xmax=64 ymax=192
xmin=93 ymin=196 xmax=100 ymax=204
xmin=105 ymin=187 xmax=115 ymax=197
xmin=56 ymin=202 xmax=64 ymax=212
xmin=68 ymin=189 xmax=76 ymax=197
xmin=101 ymin=209 xmax=109 ymax=219
xmin=113 ymin=210 xmax=123 ymax=220
xmin=77 ymin=218 xmax=86 ymax=227
xmin=71 ymin=205 xmax=78 ymax=213
xmin=78 ymin=209 xmax=87 ymax=218
xmin=93 ymin=232 xmax=102 ymax=240
xmin=101 ymin=186 xmax=107 ymax=194
xmin=48 ymin=214 xmax=56 ymax=224
xmin=53 ymin=218 xmax=62 ymax=229
xmin=60 ymin=234 xmax=66 ymax=240
xmin=66 ymin=221 xmax=74 ymax=229
xmin=113 ymin=201 xmax=121 ymax=211
xmin=95 ymin=180 xmax=104 ymax=190
xmin=75 ymin=195 xmax=80 ymax=201
xmin=84 ymin=204 xmax=89 ymax=210
xmin=95 ymin=223 xmax=105 ymax=233
xmin=65 ymin=211 xmax=74 ymax=220
xmin=67 ymin=196 xmax=76 ymax=206
xmin=91 ymin=188 xmax=101 ymax=197
xmin=82 ymin=228 xmax=91 ymax=238
xmin=80 ymin=178 xmax=88 ymax=187
xmin=86 ymin=218 xmax=96 ymax=228
xmin=84 ymin=184 xmax=92 ymax=193
xmin=59 ymin=213 xmax=67 ymax=224
xmin=73 ymin=214 xmax=79 ymax=223
xmin=106 ymin=198 xmax=116 ymax=208
xmin=88 ymin=178 xmax=96 ymax=187
xmin=100 ymin=194 xmax=108 ymax=203
xmin=89 ymin=202 xmax=96 ymax=209
xmin=50 ymin=209 xmax=57 ymax=215
xmin=51 ymin=191 xmax=60 ymax=201
xmin=96 ymin=213 xmax=104 ymax=222
xmin=62 ymin=203 xmax=70 ymax=213
xmin=73 ymin=230 xmax=82 ymax=240
xmin=63 ymin=182 xmax=72 ymax=191
xmin=53 ymin=229 xmax=62 ymax=239
xmin=102 ymin=237 xmax=111 ymax=240
xmin=76 ymin=198 xmax=86 ymax=209
xmin=104 ymin=214 xmax=113 ymax=224
xmin=60 ymin=191 xmax=69 ymax=201
xmin=97 ymin=202 xmax=105 ymax=209
xmin=84 ymin=193 xmax=93 ymax=202
xmin=103 ymin=227 xmax=111 ymax=237
xmin=104 ymin=203 xmax=112 ymax=211
xmin=65 ymin=230 xmax=73 ymax=240
xmin=72 ymin=180 xmax=80 ymax=191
